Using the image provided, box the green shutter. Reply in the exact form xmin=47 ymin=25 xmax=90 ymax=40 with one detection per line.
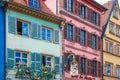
xmin=7 ymin=48 xmax=15 ymax=69
xmin=8 ymin=16 xmax=16 ymax=34
xmin=38 ymin=25 xmax=41 ymax=39
xmin=31 ymin=23 xmax=39 ymax=39
xmin=54 ymin=56 xmax=60 ymax=74
xmin=30 ymin=52 xmax=35 ymax=71
xmin=35 ymin=53 xmax=42 ymax=71
xmin=54 ymin=30 xmax=59 ymax=44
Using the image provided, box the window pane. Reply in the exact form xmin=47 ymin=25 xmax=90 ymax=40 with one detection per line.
xmin=67 ymin=24 xmax=73 ymax=41
xmin=22 ymin=22 xmax=29 ymax=36
xmin=16 ymin=58 xmax=21 ymax=63
xmin=16 ymin=52 xmax=21 ymax=57
xmin=22 ymin=59 xmax=27 ymax=64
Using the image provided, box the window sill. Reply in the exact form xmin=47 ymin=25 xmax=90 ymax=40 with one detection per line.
xmin=113 ymin=16 xmax=119 ymax=20
xmin=104 ymin=74 xmax=120 ymax=79
xmin=116 ymin=34 xmax=120 ymax=38
xmin=109 ymin=31 xmax=115 ymax=35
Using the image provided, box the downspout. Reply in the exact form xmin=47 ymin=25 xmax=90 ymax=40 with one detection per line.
xmin=60 ymin=21 xmax=65 ymax=80
xmin=4 ymin=2 xmax=7 ymax=80
xmin=56 ymin=0 xmax=58 ymax=15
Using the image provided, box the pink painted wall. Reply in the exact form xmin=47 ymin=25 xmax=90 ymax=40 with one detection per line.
xmin=45 ymin=0 xmax=105 ymax=79
xmin=13 ymin=0 xmax=29 ymax=6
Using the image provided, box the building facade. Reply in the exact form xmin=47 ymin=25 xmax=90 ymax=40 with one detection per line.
xmin=102 ymin=0 xmax=120 ymax=80
xmin=0 ymin=0 xmax=64 ymax=79
xmin=44 ymin=0 xmax=107 ymax=79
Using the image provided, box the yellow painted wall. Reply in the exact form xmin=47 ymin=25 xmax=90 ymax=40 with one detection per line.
xmin=103 ymin=1 xmax=120 ymax=80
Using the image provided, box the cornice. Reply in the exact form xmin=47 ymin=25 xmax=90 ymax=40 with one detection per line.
xmin=6 ymin=2 xmax=65 ymax=25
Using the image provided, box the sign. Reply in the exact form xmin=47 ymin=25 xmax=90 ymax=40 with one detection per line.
xmin=70 ymin=55 xmax=78 ymax=76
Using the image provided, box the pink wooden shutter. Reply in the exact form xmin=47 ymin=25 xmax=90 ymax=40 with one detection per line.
xmin=74 ymin=0 xmax=78 ymax=14
xmin=64 ymin=0 xmax=67 ymax=10
xmin=64 ymin=23 xmax=67 ymax=39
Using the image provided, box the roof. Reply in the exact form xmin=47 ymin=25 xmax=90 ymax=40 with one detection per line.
xmin=101 ymin=0 xmax=117 ymax=37
xmin=40 ymin=0 xmax=55 ymax=15
xmin=86 ymin=0 xmax=108 ymax=12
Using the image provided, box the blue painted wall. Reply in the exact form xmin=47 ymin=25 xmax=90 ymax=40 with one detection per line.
xmin=0 ymin=8 xmax=5 ymax=80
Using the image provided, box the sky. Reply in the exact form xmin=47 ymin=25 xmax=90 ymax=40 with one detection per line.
xmin=95 ymin=0 xmax=120 ymax=5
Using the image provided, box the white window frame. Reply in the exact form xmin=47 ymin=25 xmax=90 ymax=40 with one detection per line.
xmin=109 ymin=23 xmax=114 ymax=33
xmin=116 ymin=26 xmax=120 ymax=36
xmin=45 ymin=56 xmax=52 ymax=71
xmin=15 ymin=51 xmax=28 ymax=67
xmin=17 ymin=20 xmax=30 ymax=37
xmin=42 ymin=27 xmax=52 ymax=42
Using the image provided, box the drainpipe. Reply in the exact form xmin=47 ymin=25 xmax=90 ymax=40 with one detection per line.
xmin=3 ymin=2 xmax=7 ymax=80
xmin=56 ymin=0 xmax=58 ymax=15
xmin=60 ymin=21 xmax=65 ymax=80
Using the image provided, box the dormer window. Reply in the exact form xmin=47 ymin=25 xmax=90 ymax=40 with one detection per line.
xmin=29 ymin=0 xmax=40 ymax=10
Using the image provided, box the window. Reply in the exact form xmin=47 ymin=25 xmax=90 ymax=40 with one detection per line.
xmin=109 ymin=23 xmax=114 ymax=33
xmin=81 ymin=5 xmax=86 ymax=19
xmin=106 ymin=64 xmax=111 ymax=75
xmin=109 ymin=43 xmax=113 ymax=53
xmin=93 ymin=61 xmax=97 ymax=76
xmin=67 ymin=24 xmax=73 ymax=41
xmin=93 ymin=12 xmax=97 ymax=25
xmin=42 ymin=56 xmax=52 ymax=71
xmin=116 ymin=66 xmax=120 ymax=78
xmin=17 ymin=20 xmax=29 ymax=36
xmin=68 ymin=55 xmax=73 ymax=70
xmin=113 ymin=8 xmax=118 ymax=18
xmin=29 ymin=0 xmax=39 ymax=8
xmin=15 ymin=51 xmax=28 ymax=66
xmin=67 ymin=0 xmax=73 ymax=12
xmin=116 ymin=26 xmax=120 ymax=36
xmin=81 ymin=58 xmax=86 ymax=74
xmin=80 ymin=30 xmax=85 ymax=45
xmin=42 ymin=27 xmax=52 ymax=42
xmin=92 ymin=35 xmax=96 ymax=49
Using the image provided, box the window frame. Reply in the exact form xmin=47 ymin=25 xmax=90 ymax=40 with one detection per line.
xmin=41 ymin=26 xmax=53 ymax=42
xmin=29 ymin=0 xmax=39 ymax=8
xmin=81 ymin=57 xmax=86 ymax=74
xmin=80 ymin=30 xmax=86 ymax=45
xmin=113 ymin=8 xmax=118 ymax=19
xmin=67 ymin=24 xmax=73 ymax=41
xmin=109 ymin=43 xmax=113 ymax=54
xmin=93 ymin=61 xmax=97 ymax=76
xmin=15 ymin=50 xmax=28 ymax=67
xmin=67 ymin=0 xmax=73 ymax=12
xmin=116 ymin=25 xmax=120 ymax=37
xmin=92 ymin=35 xmax=97 ymax=49
xmin=116 ymin=65 xmax=120 ymax=78
xmin=109 ymin=22 xmax=114 ymax=34
xmin=93 ymin=12 xmax=97 ymax=25
xmin=81 ymin=5 xmax=86 ymax=19
xmin=42 ymin=55 xmax=53 ymax=71
xmin=16 ymin=19 xmax=30 ymax=37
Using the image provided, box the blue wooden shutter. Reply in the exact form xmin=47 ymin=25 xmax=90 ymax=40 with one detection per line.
xmin=35 ymin=53 xmax=42 ymax=71
xmin=30 ymin=52 xmax=35 ymax=71
xmin=38 ymin=25 xmax=41 ymax=39
xmin=54 ymin=30 xmax=59 ymax=44
xmin=62 ymin=56 xmax=64 ymax=74
xmin=7 ymin=48 xmax=15 ymax=69
xmin=8 ymin=16 xmax=16 ymax=34
xmin=54 ymin=56 xmax=60 ymax=74
xmin=31 ymin=23 xmax=39 ymax=39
